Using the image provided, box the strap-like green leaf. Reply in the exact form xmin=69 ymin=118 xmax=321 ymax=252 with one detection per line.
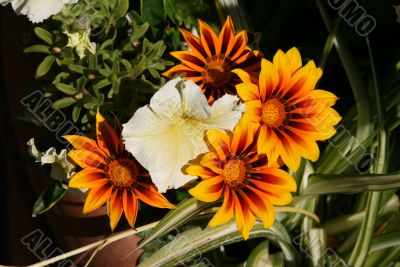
xmin=302 ymin=172 xmax=400 ymax=195
xmin=132 ymin=198 xmax=215 ymax=255
xmin=138 ymin=221 xmax=299 ymax=267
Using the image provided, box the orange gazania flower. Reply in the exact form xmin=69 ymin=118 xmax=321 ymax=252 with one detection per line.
xmin=184 ymin=122 xmax=296 ymax=239
xmin=64 ymin=111 xmax=175 ymax=230
xmin=234 ymin=48 xmax=341 ymax=171
xmin=163 ymin=16 xmax=261 ymax=103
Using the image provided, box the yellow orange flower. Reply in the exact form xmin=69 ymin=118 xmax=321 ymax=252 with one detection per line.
xmin=163 ymin=16 xmax=261 ymax=103
xmin=64 ymin=111 xmax=175 ymax=230
xmin=234 ymin=48 xmax=341 ymax=171
xmin=184 ymin=121 xmax=296 ymax=239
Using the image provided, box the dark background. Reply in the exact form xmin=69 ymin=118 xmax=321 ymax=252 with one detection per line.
xmin=1 ymin=0 xmax=400 ymax=265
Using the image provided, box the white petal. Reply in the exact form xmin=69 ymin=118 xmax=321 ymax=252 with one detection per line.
xmin=205 ymin=94 xmax=244 ymax=130
xmin=148 ymin=77 xmax=184 ymax=118
xmin=122 ymin=106 xmax=199 ymax=192
xmin=179 ymin=79 xmax=210 ymax=120
xmin=122 ymin=80 xmax=244 ymax=192
xmin=9 ymin=0 xmax=73 ymax=23
xmin=0 ymin=0 xmax=13 ymax=6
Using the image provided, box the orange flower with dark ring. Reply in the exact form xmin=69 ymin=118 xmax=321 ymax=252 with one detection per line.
xmin=184 ymin=121 xmax=296 ymax=239
xmin=163 ymin=16 xmax=262 ymax=103
xmin=234 ymin=48 xmax=341 ymax=171
xmin=64 ymin=111 xmax=175 ymax=230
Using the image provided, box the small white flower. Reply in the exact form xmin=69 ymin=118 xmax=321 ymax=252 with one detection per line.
xmin=0 ymin=0 xmax=78 ymax=23
xmin=64 ymin=29 xmax=96 ymax=59
xmin=122 ymin=77 xmax=244 ymax=192
xmin=27 ymin=138 xmax=75 ymax=182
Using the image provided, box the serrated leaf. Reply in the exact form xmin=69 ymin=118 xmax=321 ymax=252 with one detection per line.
xmin=24 ymin=45 xmax=51 ymax=54
xmin=52 ymin=97 xmax=77 ymax=109
xmin=36 ymin=55 xmax=55 ymax=77
xmin=34 ymin=27 xmax=54 ymax=45
xmin=55 ymin=83 xmax=77 ymax=95
xmin=32 ymin=181 xmax=67 ymax=216
xmin=138 ymin=221 xmax=299 ymax=267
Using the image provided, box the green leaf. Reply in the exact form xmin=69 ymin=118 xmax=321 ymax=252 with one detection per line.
xmin=112 ymin=0 xmax=129 ymax=22
xmin=24 ymin=45 xmax=51 ymax=54
xmin=72 ymin=105 xmax=82 ymax=123
xmin=34 ymin=27 xmax=54 ymax=45
xmin=130 ymin=55 xmax=147 ymax=78
xmin=322 ymin=195 xmax=399 ymax=236
xmin=52 ymin=97 xmax=77 ymax=109
xmin=93 ymin=79 xmax=111 ymax=90
xmin=247 ymin=241 xmax=270 ymax=267
xmin=55 ymin=83 xmax=77 ymax=95
xmin=52 ymin=72 xmax=70 ymax=84
xmin=302 ymin=172 xmax=400 ymax=195
xmin=133 ymin=198 xmax=214 ymax=254
xmin=148 ymin=68 xmax=160 ymax=79
xmin=77 ymin=77 xmax=87 ymax=91
xmin=370 ymin=231 xmax=400 ymax=254
xmin=141 ymin=0 xmax=165 ymax=25
xmin=121 ymin=59 xmax=133 ymax=72
xmin=32 ymin=181 xmax=67 ymax=216
xmin=36 ymin=55 xmax=55 ymax=77
xmin=68 ymin=64 xmax=87 ymax=74
xmin=138 ymin=221 xmax=299 ymax=267
xmin=132 ymin=78 xmax=156 ymax=93
xmin=132 ymin=21 xmax=149 ymax=41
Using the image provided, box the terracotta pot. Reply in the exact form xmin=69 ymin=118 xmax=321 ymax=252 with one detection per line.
xmin=0 ymin=7 xmax=142 ymax=266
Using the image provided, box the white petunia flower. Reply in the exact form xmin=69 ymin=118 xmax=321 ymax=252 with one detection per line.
xmin=27 ymin=138 xmax=75 ymax=182
xmin=122 ymin=77 xmax=244 ymax=193
xmin=64 ymin=29 xmax=96 ymax=59
xmin=0 ymin=0 xmax=78 ymax=23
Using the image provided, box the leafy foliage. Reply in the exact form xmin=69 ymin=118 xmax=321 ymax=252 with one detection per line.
xmin=21 ymin=0 xmax=400 ymax=266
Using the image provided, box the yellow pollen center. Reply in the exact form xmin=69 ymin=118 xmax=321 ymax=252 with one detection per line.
xmin=204 ymin=58 xmax=232 ymax=86
xmin=223 ymin=159 xmax=246 ymax=187
xmin=108 ymin=159 xmax=138 ymax=187
xmin=262 ymin=98 xmax=286 ymax=128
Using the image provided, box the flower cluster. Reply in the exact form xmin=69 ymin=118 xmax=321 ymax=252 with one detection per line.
xmin=60 ymin=16 xmax=340 ymax=238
